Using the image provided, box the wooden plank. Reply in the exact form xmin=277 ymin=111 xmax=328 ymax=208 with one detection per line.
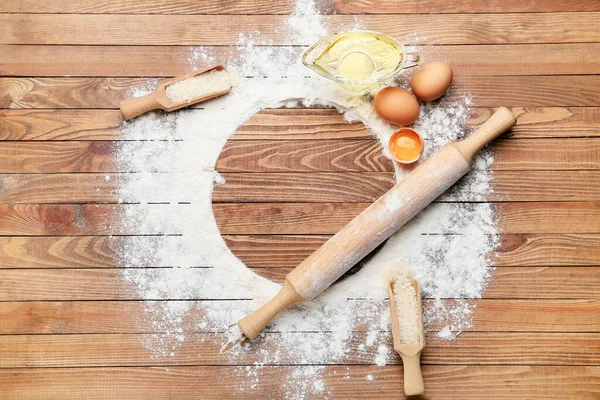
xmin=3 ymin=44 xmax=600 ymax=77
xmin=0 ymin=236 xmax=127 ymax=268
xmin=492 ymin=138 xmax=600 ymax=171
xmin=2 ymin=0 xmax=598 ymax=14
xmin=448 ymin=76 xmax=600 ymax=107
xmin=0 ymin=204 xmax=127 ymax=236
xmin=493 ymin=234 xmax=600 ymax=267
xmin=497 ymin=202 xmax=600 ymax=234
xmin=0 ymin=174 xmax=120 ymax=203
xmin=223 ymin=234 xmax=600 ymax=268
xmin=0 ymin=0 xmax=297 ymax=14
xmin=0 ymin=110 xmax=124 ymax=140
xmin=1 ymin=234 xmax=598 ymax=269
xmin=0 ymin=300 xmax=598 ymax=334
xmin=2 ymin=14 xmax=600 ymax=45
xmin=212 ymin=171 xmax=600 ymax=202
xmin=217 ymin=138 xmax=600 ymax=172
xmin=0 ymin=171 xmax=597 ymax=204
xmin=0 ymin=142 xmax=118 ymax=173
xmin=335 ymin=0 xmax=600 ymax=13
xmin=487 ymin=171 xmax=600 ymax=202
xmin=0 ymin=77 xmax=144 ymax=109
xmin=0 ymin=202 xmax=595 ymax=236
xmin=0 ymin=139 xmax=597 ymax=175
xmin=213 ymin=172 xmax=395 ymax=203
xmin=217 ymin=140 xmax=394 ymax=173
xmin=3 ymin=76 xmax=599 ymax=109
xmin=0 ymin=332 xmax=597 ymax=368
xmin=214 ymin=202 xmax=600 ymax=234
xmin=0 ymin=267 xmax=597 ymax=301
xmin=1 ymin=108 xmax=599 ymax=141
xmin=483 ymin=267 xmax=600 ymax=299
xmin=229 ymin=107 xmax=600 ymax=140
xmin=0 ymin=140 xmax=390 ymax=173
xmin=1 ymin=365 xmax=598 ymax=399
xmin=222 ymin=234 xmax=329 ymax=267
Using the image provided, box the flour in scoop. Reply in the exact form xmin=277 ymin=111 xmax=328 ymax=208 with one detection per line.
xmin=165 ymin=69 xmax=234 ymax=104
xmin=392 ymin=271 xmax=421 ymax=345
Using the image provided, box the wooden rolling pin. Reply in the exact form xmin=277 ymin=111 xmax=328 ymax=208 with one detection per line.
xmin=238 ymin=107 xmax=517 ymax=339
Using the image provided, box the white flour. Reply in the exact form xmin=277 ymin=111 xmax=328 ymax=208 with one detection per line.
xmin=116 ymin=0 xmax=498 ymax=396
xmin=165 ymin=69 xmax=233 ymax=104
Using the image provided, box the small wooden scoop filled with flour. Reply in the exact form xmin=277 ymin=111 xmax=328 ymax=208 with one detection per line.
xmin=388 ymin=267 xmax=425 ymax=396
xmin=120 ymin=65 xmax=234 ymax=120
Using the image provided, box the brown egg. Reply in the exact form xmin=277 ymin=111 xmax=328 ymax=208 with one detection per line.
xmin=374 ymin=87 xmax=420 ymax=126
xmin=411 ymin=62 xmax=453 ymax=101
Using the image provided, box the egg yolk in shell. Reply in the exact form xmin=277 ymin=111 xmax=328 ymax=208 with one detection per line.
xmin=389 ymin=129 xmax=423 ymax=163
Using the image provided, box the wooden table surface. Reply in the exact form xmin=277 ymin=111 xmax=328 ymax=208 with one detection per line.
xmin=1 ymin=1 xmax=600 ymax=399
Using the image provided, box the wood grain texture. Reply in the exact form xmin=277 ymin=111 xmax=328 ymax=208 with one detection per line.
xmin=217 ymin=138 xmax=600 ymax=172
xmin=1 ymin=0 xmax=599 ymax=397
xmin=333 ymin=0 xmax=600 ymax=14
xmin=0 ymin=77 xmax=147 ymax=109
xmin=0 ymin=138 xmax=597 ymax=175
xmin=492 ymin=138 xmax=600 ymax=170
xmin=3 ymin=76 xmax=599 ymax=109
xmin=2 ymin=108 xmax=599 ymax=141
xmin=3 ymin=14 xmax=600 ymax=45
xmin=1 ymin=365 xmax=598 ymax=399
xmin=0 ymin=174 xmax=120 ymax=203
xmin=0 ymin=300 xmax=598 ymax=334
xmin=493 ymin=234 xmax=600 ymax=267
xmin=0 ymin=170 xmax=597 ymax=204
xmin=0 ymin=332 xmax=597 ymax=368
xmin=214 ymin=202 xmax=600 ymax=234
xmin=0 ymin=236 xmax=126 ymax=268
xmin=0 ymin=0 xmax=301 ymax=15
xmin=213 ymin=172 xmax=396 ymax=203
xmin=3 ymin=44 xmax=600 ymax=77
xmin=0 ymin=110 xmax=124 ymax=140
xmin=1 ymin=233 xmax=598 ymax=269
xmin=0 ymin=204 xmax=126 ymax=235
xmin=0 ymin=142 xmax=118 ymax=173
xmin=487 ymin=171 xmax=600 ymax=202
xmin=217 ymin=139 xmax=394 ymax=173
xmin=0 ymin=267 xmax=597 ymax=301
xmin=0 ymin=202 xmax=595 ymax=237
xmin=212 ymin=171 xmax=600 ymax=202
xmin=3 ymin=0 xmax=598 ymax=14
xmin=222 ymin=234 xmax=600 ymax=268
xmin=229 ymin=107 xmax=600 ymax=139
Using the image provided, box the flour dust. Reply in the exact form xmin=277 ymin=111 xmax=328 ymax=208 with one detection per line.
xmin=115 ymin=0 xmax=499 ymax=396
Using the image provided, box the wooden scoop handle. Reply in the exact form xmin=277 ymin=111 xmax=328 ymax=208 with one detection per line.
xmin=401 ymin=353 xmax=425 ymax=396
xmin=120 ymin=93 xmax=162 ymax=120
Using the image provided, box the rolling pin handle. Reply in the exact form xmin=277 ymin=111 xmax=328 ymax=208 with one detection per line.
xmin=238 ymin=280 xmax=304 ymax=339
xmin=452 ymin=107 xmax=517 ymax=162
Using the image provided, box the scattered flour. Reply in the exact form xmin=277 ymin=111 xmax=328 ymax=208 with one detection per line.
xmin=116 ymin=0 xmax=499 ymax=397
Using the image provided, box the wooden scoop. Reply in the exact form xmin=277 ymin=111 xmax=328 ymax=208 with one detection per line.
xmin=389 ymin=279 xmax=425 ymax=396
xmin=119 ymin=65 xmax=231 ymax=120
